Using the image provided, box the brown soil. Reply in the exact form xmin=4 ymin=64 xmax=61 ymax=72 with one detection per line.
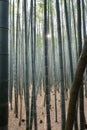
xmin=8 ymin=89 xmax=87 ymax=130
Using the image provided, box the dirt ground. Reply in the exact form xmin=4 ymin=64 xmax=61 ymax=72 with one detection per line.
xmin=8 ymin=89 xmax=87 ymax=130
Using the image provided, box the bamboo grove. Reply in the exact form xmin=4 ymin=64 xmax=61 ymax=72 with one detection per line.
xmin=0 ymin=0 xmax=87 ymax=130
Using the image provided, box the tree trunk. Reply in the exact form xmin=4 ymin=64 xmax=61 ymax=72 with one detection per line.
xmin=65 ymin=36 xmax=87 ymax=130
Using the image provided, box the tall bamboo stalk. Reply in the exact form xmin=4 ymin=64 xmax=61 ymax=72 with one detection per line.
xmin=0 ymin=0 xmax=8 ymax=129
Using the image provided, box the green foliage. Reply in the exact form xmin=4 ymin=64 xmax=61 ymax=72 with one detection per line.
xmin=36 ymin=0 xmax=55 ymax=21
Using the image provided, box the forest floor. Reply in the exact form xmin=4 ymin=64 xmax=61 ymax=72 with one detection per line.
xmin=8 ymin=88 xmax=87 ymax=130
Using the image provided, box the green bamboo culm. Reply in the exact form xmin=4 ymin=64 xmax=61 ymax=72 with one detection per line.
xmin=50 ymin=0 xmax=58 ymax=122
xmin=44 ymin=0 xmax=51 ymax=130
xmin=24 ymin=0 xmax=30 ymax=129
xmin=0 ymin=0 xmax=8 ymax=130
xmin=15 ymin=0 xmax=20 ymax=118
xmin=56 ymin=0 xmax=66 ymax=130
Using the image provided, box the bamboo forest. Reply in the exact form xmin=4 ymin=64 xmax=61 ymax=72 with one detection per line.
xmin=0 ymin=0 xmax=87 ymax=130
